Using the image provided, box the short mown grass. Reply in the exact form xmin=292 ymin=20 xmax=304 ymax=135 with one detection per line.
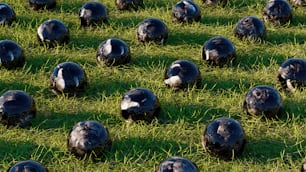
xmin=0 ymin=0 xmax=305 ymax=171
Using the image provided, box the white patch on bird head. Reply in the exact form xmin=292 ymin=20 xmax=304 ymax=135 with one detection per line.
xmin=8 ymin=51 xmax=14 ymax=61
xmin=103 ymin=39 xmax=112 ymax=55
xmin=217 ymin=125 xmax=230 ymax=141
xmin=139 ymin=23 xmax=149 ymax=35
xmin=119 ymin=45 xmax=125 ymax=55
xmin=55 ymin=68 xmax=65 ymax=91
xmin=286 ymin=79 xmax=296 ymax=92
xmin=121 ymin=97 xmax=140 ymax=110
xmin=171 ymin=63 xmax=181 ymax=69
xmin=70 ymin=130 xmax=86 ymax=149
xmin=206 ymin=49 xmax=219 ymax=60
xmin=160 ymin=38 xmax=164 ymax=44
xmin=183 ymin=1 xmax=196 ymax=13
xmin=80 ymin=9 xmax=92 ymax=18
xmin=73 ymin=76 xmax=79 ymax=87
xmin=164 ymin=76 xmax=182 ymax=87
xmin=37 ymin=25 xmax=44 ymax=41
xmin=0 ymin=5 xmax=6 ymax=10
xmin=205 ymin=50 xmax=210 ymax=60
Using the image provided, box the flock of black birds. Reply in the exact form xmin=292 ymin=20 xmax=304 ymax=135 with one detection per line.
xmin=0 ymin=0 xmax=305 ymax=171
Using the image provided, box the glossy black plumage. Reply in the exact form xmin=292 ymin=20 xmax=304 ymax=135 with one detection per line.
xmin=121 ymin=88 xmax=160 ymax=122
xmin=156 ymin=156 xmax=199 ymax=172
xmin=67 ymin=120 xmax=112 ymax=159
xmin=0 ymin=3 xmax=16 ymax=25
xmin=202 ymin=117 xmax=246 ymax=160
xmin=136 ymin=18 xmax=168 ymax=44
xmin=116 ymin=0 xmax=144 ymax=11
xmin=243 ymin=85 xmax=283 ymax=118
xmin=0 ymin=90 xmax=36 ymax=128
xmin=172 ymin=0 xmax=201 ymax=23
xmin=7 ymin=160 xmax=48 ymax=172
xmin=234 ymin=16 xmax=266 ymax=41
xmin=164 ymin=60 xmax=201 ymax=89
xmin=37 ymin=19 xmax=69 ymax=47
xmin=263 ymin=0 xmax=292 ymax=25
xmin=96 ymin=38 xmax=131 ymax=66
xmin=277 ymin=58 xmax=306 ymax=92
xmin=29 ymin=0 xmax=56 ymax=10
xmin=50 ymin=62 xmax=87 ymax=96
xmin=79 ymin=2 xmax=108 ymax=27
xmin=202 ymin=36 xmax=236 ymax=67
xmin=0 ymin=40 xmax=25 ymax=69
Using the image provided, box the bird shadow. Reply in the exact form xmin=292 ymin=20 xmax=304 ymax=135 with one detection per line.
xmin=68 ymin=31 xmax=108 ymax=49
xmin=130 ymin=53 xmax=178 ymax=68
xmin=14 ymin=15 xmax=43 ymax=30
xmin=85 ymin=77 xmax=139 ymax=98
xmin=198 ymin=66 xmax=268 ymax=93
xmin=53 ymin=1 xmax=84 ymax=14
xmin=106 ymin=136 xmax=193 ymax=164
xmin=0 ymin=139 xmax=62 ymax=168
xmin=266 ymin=31 xmax=306 ymax=45
xmin=200 ymin=14 xmax=241 ymax=26
xmin=158 ymin=102 xmax=230 ymax=124
xmin=234 ymin=46 xmax=287 ymax=69
xmin=282 ymin=94 xmax=306 ymax=119
xmin=241 ymin=136 xmax=305 ymax=163
xmin=291 ymin=12 xmax=306 ymax=26
xmin=0 ymin=77 xmax=42 ymax=95
xmin=23 ymin=52 xmax=63 ymax=74
xmin=34 ymin=111 xmax=120 ymax=131
xmin=109 ymin=15 xmax=144 ymax=30
xmin=201 ymin=0 xmax=261 ymax=8
xmin=144 ymin=0 xmax=173 ymax=10
xmin=166 ymin=29 xmax=212 ymax=46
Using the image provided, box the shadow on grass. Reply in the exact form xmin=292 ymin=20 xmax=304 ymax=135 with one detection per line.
xmin=24 ymin=53 xmax=63 ymax=74
xmin=166 ymin=29 xmax=212 ymax=46
xmin=0 ymin=139 xmax=62 ymax=166
xmin=266 ymin=31 xmax=306 ymax=45
xmin=144 ymin=0 xmax=173 ymax=10
xmin=234 ymin=47 xmax=287 ymax=69
xmin=54 ymin=1 xmax=84 ymax=14
xmin=25 ymin=49 xmax=98 ymax=74
xmin=201 ymin=14 xmax=241 ymax=26
xmin=282 ymin=96 xmax=306 ymax=119
xmin=106 ymin=136 xmax=192 ymax=163
xmin=131 ymin=53 xmax=178 ymax=69
xmin=291 ymin=13 xmax=306 ymax=26
xmin=69 ymin=31 xmax=108 ymax=49
xmin=110 ymin=15 xmax=144 ymax=30
xmin=0 ymin=79 xmax=42 ymax=95
xmin=34 ymin=111 xmax=120 ymax=130
xmin=227 ymin=0 xmax=263 ymax=8
xmin=197 ymin=68 xmax=265 ymax=93
xmin=200 ymin=0 xmax=264 ymax=8
xmin=85 ymin=78 xmax=139 ymax=98
xmin=242 ymin=137 xmax=305 ymax=163
xmin=159 ymin=101 xmax=229 ymax=124
xmin=14 ymin=15 xmax=44 ymax=30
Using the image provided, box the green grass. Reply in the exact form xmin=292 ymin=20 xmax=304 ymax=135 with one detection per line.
xmin=0 ymin=0 xmax=305 ymax=171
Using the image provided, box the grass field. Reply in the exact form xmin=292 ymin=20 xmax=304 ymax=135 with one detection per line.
xmin=0 ymin=0 xmax=305 ymax=171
